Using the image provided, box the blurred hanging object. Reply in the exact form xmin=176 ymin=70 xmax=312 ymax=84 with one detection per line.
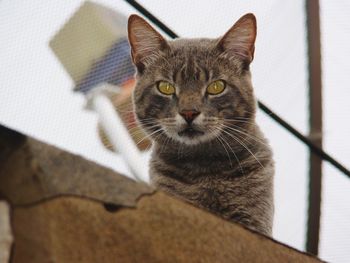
xmin=97 ymin=79 xmax=150 ymax=152
xmin=49 ymin=1 xmax=149 ymax=181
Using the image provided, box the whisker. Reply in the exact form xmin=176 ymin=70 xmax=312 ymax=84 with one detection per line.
xmin=221 ymin=124 xmax=269 ymax=147
xmin=160 ymin=135 xmax=172 ymax=153
xmin=127 ymin=123 xmax=158 ymax=132
xmin=126 ymin=119 xmax=157 ymax=126
xmin=220 ymin=126 xmax=264 ymax=169
xmin=215 ymin=133 xmax=233 ymax=168
xmin=223 ymin=119 xmax=257 ymax=125
xmin=214 ymin=127 xmax=244 ymax=174
xmin=135 ymin=128 xmax=163 ymax=146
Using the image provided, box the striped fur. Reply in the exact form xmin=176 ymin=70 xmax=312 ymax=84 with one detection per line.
xmin=128 ymin=14 xmax=274 ymax=236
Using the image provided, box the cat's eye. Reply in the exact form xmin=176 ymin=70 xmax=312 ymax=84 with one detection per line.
xmin=157 ymin=81 xmax=176 ymax=95
xmin=206 ymin=80 xmax=226 ymax=95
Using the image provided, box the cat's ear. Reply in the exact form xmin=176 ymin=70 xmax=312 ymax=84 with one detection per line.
xmin=128 ymin=14 xmax=168 ymax=72
xmin=217 ymin=13 xmax=257 ymax=64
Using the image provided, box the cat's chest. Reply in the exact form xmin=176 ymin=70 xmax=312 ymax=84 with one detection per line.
xmin=154 ymin=177 xmax=243 ymax=221
xmin=153 ymin=171 xmax=241 ymax=206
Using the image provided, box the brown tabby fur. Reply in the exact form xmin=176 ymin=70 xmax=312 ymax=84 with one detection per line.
xmin=128 ymin=14 xmax=274 ymax=236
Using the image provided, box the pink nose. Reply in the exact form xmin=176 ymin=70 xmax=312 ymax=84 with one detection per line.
xmin=180 ymin=110 xmax=200 ymax=124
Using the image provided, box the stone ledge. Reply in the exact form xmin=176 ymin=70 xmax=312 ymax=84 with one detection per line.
xmin=0 ymin=124 xmax=322 ymax=262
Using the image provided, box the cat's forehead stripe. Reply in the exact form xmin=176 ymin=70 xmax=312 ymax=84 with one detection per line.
xmin=173 ymin=56 xmax=208 ymax=84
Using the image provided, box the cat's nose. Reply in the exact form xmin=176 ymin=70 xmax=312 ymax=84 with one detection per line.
xmin=180 ymin=110 xmax=200 ymax=124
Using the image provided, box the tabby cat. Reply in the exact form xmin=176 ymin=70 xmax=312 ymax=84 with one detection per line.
xmin=128 ymin=13 xmax=274 ymax=236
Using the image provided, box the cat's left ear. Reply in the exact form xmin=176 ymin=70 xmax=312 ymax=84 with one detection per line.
xmin=217 ymin=13 xmax=257 ymax=64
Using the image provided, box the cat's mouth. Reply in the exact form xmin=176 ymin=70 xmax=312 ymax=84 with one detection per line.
xmin=178 ymin=127 xmax=205 ymax=138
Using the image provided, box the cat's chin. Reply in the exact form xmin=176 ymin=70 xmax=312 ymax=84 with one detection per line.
xmin=157 ymin=125 xmax=222 ymax=146
xmin=169 ymin=131 xmax=215 ymax=146
xmin=178 ymin=127 xmax=204 ymax=138
xmin=176 ymin=136 xmax=212 ymax=146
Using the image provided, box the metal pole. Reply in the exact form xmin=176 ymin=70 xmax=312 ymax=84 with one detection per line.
xmin=306 ymin=0 xmax=323 ymax=255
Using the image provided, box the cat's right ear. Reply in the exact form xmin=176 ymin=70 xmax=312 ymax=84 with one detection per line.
xmin=128 ymin=15 xmax=168 ymax=72
xmin=217 ymin=13 xmax=257 ymax=66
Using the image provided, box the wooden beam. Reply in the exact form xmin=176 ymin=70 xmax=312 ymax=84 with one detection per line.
xmin=306 ymin=0 xmax=323 ymax=255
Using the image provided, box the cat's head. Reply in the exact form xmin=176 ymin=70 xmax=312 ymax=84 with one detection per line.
xmin=128 ymin=14 xmax=257 ymax=146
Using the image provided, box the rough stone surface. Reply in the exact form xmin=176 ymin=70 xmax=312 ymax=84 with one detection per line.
xmin=11 ymin=194 xmax=322 ymax=263
xmin=0 ymin=124 xmax=323 ymax=262
xmin=0 ymin=125 xmax=153 ymax=207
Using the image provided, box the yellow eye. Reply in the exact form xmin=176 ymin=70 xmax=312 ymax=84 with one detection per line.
xmin=207 ymin=80 xmax=226 ymax=95
xmin=157 ymin=81 xmax=176 ymax=95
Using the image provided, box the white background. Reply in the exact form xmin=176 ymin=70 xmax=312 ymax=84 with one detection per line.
xmin=0 ymin=1 xmax=349 ymax=262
